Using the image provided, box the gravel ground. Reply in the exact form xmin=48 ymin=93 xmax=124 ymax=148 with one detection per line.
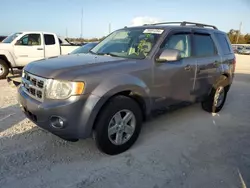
xmin=0 ymin=54 xmax=250 ymax=188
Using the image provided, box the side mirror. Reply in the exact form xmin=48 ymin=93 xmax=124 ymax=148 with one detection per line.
xmin=15 ymin=40 xmax=22 ymax=45
xmin=156 ymin=49 xmax=182 ymax=62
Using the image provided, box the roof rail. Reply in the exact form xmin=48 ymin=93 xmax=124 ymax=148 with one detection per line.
xmin=144 ymin=21 xmax=218 ymax=30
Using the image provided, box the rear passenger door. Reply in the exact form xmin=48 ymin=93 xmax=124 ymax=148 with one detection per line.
xmin=43 ymin=34 xmax=61 ymax=58
xmin=192 ymin=30 xmax=221 ymax=98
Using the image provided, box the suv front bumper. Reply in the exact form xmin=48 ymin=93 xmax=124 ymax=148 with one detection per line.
xmin=17 ymin=86 xmax=98 ymax=140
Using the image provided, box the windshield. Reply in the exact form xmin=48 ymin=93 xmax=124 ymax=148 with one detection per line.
xmin=90 ymin=28 xmax=164 ymax=59
xmin=2 ymin=32 xmax=22 ymax=43
xmin=71 ymin=43 xmax=98 ymax=54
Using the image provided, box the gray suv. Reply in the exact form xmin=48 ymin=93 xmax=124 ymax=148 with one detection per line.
xmin=18 ymin=21 xmax=236 ymax=155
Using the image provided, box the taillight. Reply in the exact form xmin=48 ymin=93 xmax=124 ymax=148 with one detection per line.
xmin=232 ymin=57 xmax=236 ymax=72
xmin=233 ymin=57 xmax=236 ymax=64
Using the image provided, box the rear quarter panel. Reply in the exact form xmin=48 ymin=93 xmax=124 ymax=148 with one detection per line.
xmin=212 ymin=31 xmax=235 ymax=84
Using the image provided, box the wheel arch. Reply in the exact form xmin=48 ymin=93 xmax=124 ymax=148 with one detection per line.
xmin=77 ymin=74 xmax=152 ymax=138
xmin=0 ymin=55 xmax=11 ymax=68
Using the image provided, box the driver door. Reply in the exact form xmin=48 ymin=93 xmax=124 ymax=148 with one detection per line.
xmin=14 ymin=33 xmax=44 ymax=66
xmin=152 ymin=30 xmax=196 ymax=108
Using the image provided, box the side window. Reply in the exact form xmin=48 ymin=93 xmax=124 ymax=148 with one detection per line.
xmin=161 ymin=33 xmax=191 ymax=58
xmin=193 ymin=34 xmax=216 ymax=57
xmin=44 ymin=34 xmax=55 ymax=45
xmin=214 ymin=33 xmax=232 ymax=54
xmin=18 ymin=34 xmax=41 ymax=46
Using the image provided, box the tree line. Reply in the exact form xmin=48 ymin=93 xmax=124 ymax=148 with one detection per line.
xmin=227 ymin=29 xmax=250 ymax=44
xmin=67 ymin=36 xmax=106 ymax=43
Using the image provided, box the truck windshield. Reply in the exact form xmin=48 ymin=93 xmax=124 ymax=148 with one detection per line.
xmin=90 ymin=28 xmax=164 ymax=59
xmin=2 ymin=32 xmax=22 ymax=43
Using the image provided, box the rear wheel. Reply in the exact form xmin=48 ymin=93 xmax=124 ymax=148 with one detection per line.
xmin=0 ymin=59 xmax=9 ymax=79
xmin=93 ymin=95 xmax=143 ymax=155
xmin=201 ymin=76 xmax=228 ymax=113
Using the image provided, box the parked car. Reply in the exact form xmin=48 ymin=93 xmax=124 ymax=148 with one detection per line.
xmin=18 ymin=21 xmax=235 ymax=155
xmin=0 ymin=31 xmax=81 ymax=79
xmin=70 ymin=42 xmax=98 ymax=54
xmin=238 ymin=46 xmax=250 ymax=55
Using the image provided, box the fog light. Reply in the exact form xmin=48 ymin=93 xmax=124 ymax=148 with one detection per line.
xmin=50 ymin=116 xmax=65 ymax=129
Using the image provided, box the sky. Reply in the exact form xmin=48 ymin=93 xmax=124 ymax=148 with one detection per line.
xmin=1 ymin=0 xmax=249 ymax=38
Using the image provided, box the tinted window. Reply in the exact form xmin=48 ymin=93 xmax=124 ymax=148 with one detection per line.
xmin=161 ymin=33 xmax=191 ymax=58
xmin=193 ymin=34 xmax=216 ymax=57
xmin=17 ymin=34 xmax=41 ymax=46
xmin=214 ymin=33 xmax=231 ymax=54
xmin=44 ymin=34 xmax=55 ymax=45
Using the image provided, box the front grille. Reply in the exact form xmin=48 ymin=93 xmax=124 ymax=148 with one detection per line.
xmin=21 ymin=71 xmax=47 ymax=102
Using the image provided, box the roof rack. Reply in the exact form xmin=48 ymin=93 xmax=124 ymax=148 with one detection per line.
xmin=144 ymin=21 xmax=218 ymax=30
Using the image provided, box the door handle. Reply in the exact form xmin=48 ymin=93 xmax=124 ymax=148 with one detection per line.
xmin=37 ymin=48 xmax=43 ymax=50
xmin=184 ymin=65 xmax=191 ymax=71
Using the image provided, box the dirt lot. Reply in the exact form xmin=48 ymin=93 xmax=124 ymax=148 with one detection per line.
xmin=0 ymin=54 xmax=250 ymax=188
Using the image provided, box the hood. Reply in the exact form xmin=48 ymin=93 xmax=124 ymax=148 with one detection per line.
xmin=0 ymin=43 xmax=12 ymax=50
xmin=24 ymin=54 xmax=130 ymax=79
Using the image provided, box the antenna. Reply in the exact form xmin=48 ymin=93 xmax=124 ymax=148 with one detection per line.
xmin=80 ymin=7 xmax=83 ymax=39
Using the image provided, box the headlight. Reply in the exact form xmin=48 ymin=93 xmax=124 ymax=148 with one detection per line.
xmin=46 ymin=79 xmax=85 ymax=99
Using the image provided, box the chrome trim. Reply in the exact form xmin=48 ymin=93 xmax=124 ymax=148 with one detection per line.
xmin=21 ymin=71 xmax=47 ymax=102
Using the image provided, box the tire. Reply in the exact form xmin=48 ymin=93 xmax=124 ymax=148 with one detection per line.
xmin=0 ymin=59 xmax=9 ymax=79
xmin=201 ymin=76 xmax=228 ymax=113
xmin=93 ymin=95 xmax=143 ymax=155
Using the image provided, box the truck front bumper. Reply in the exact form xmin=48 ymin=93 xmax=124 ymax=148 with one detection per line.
xmin=17 ymin=86 xmax=99 ymax=140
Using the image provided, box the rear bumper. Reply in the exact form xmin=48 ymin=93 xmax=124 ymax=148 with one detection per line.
xmin=17 ymin=86 xmax=100 ymax=140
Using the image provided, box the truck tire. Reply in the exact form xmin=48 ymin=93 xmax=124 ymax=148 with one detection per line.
xmin=201 ymin=76 xmax=228 ymax=113
xmin=93 ymin=95 xmax=143 ymax=155
xmin=0 ymin=59 xmax=9 ymax=79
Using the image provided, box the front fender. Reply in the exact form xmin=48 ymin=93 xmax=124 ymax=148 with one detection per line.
xmin=77 ymin=74 xmax=151 ymax=138
xmin=0 ymin=50 xmax=16 ymax=67
xmin=91 ymin=73 xmax=151 ymax=111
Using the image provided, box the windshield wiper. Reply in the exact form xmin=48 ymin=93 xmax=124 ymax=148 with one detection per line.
xmin=97 ymin=52 xmax=119 ymax=57
xmin=89 ymin=50 xmax=120 ymax=57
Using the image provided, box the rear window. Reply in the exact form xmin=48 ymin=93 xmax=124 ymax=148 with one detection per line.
xmin=193 ymin=34 xmax=216 ymax=57
xmin=214 ymin=33 xmax=232 ymax=55
xmin=44 ymin=34 xmax=55 ymax=45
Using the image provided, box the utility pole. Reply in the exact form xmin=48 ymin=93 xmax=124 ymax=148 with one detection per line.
xmin=236 ymin=22 xmax=242 ymax=44
xmin=66 ymin=28 xmax=68 ymax=38
xmin=80 ymin=7 xmax=83 ymax=39
xmin=109 ymin=23 xmax=111 ymax=34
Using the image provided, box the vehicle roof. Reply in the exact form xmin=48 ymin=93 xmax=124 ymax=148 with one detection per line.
xmin=123 ymin=24 xmax=226 ymax=34
xmin=16 ymin=31 xmax=59 ymax=35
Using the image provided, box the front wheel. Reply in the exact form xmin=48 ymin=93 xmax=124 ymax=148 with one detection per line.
xmin=0 ymin=60 xmax=9 ymax=79
xmin=93 ymin=95 xmax=143 ymax=155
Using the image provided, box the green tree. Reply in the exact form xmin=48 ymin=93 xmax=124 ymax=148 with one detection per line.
xmin=244 ymin=34 xmax=250 ymax=44
xmin=227 ymin=29 xmax=248 ymax=44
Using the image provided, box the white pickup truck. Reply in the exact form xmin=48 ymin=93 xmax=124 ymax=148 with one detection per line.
xmin=0 ymin=31 xmax=81 ymax=79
